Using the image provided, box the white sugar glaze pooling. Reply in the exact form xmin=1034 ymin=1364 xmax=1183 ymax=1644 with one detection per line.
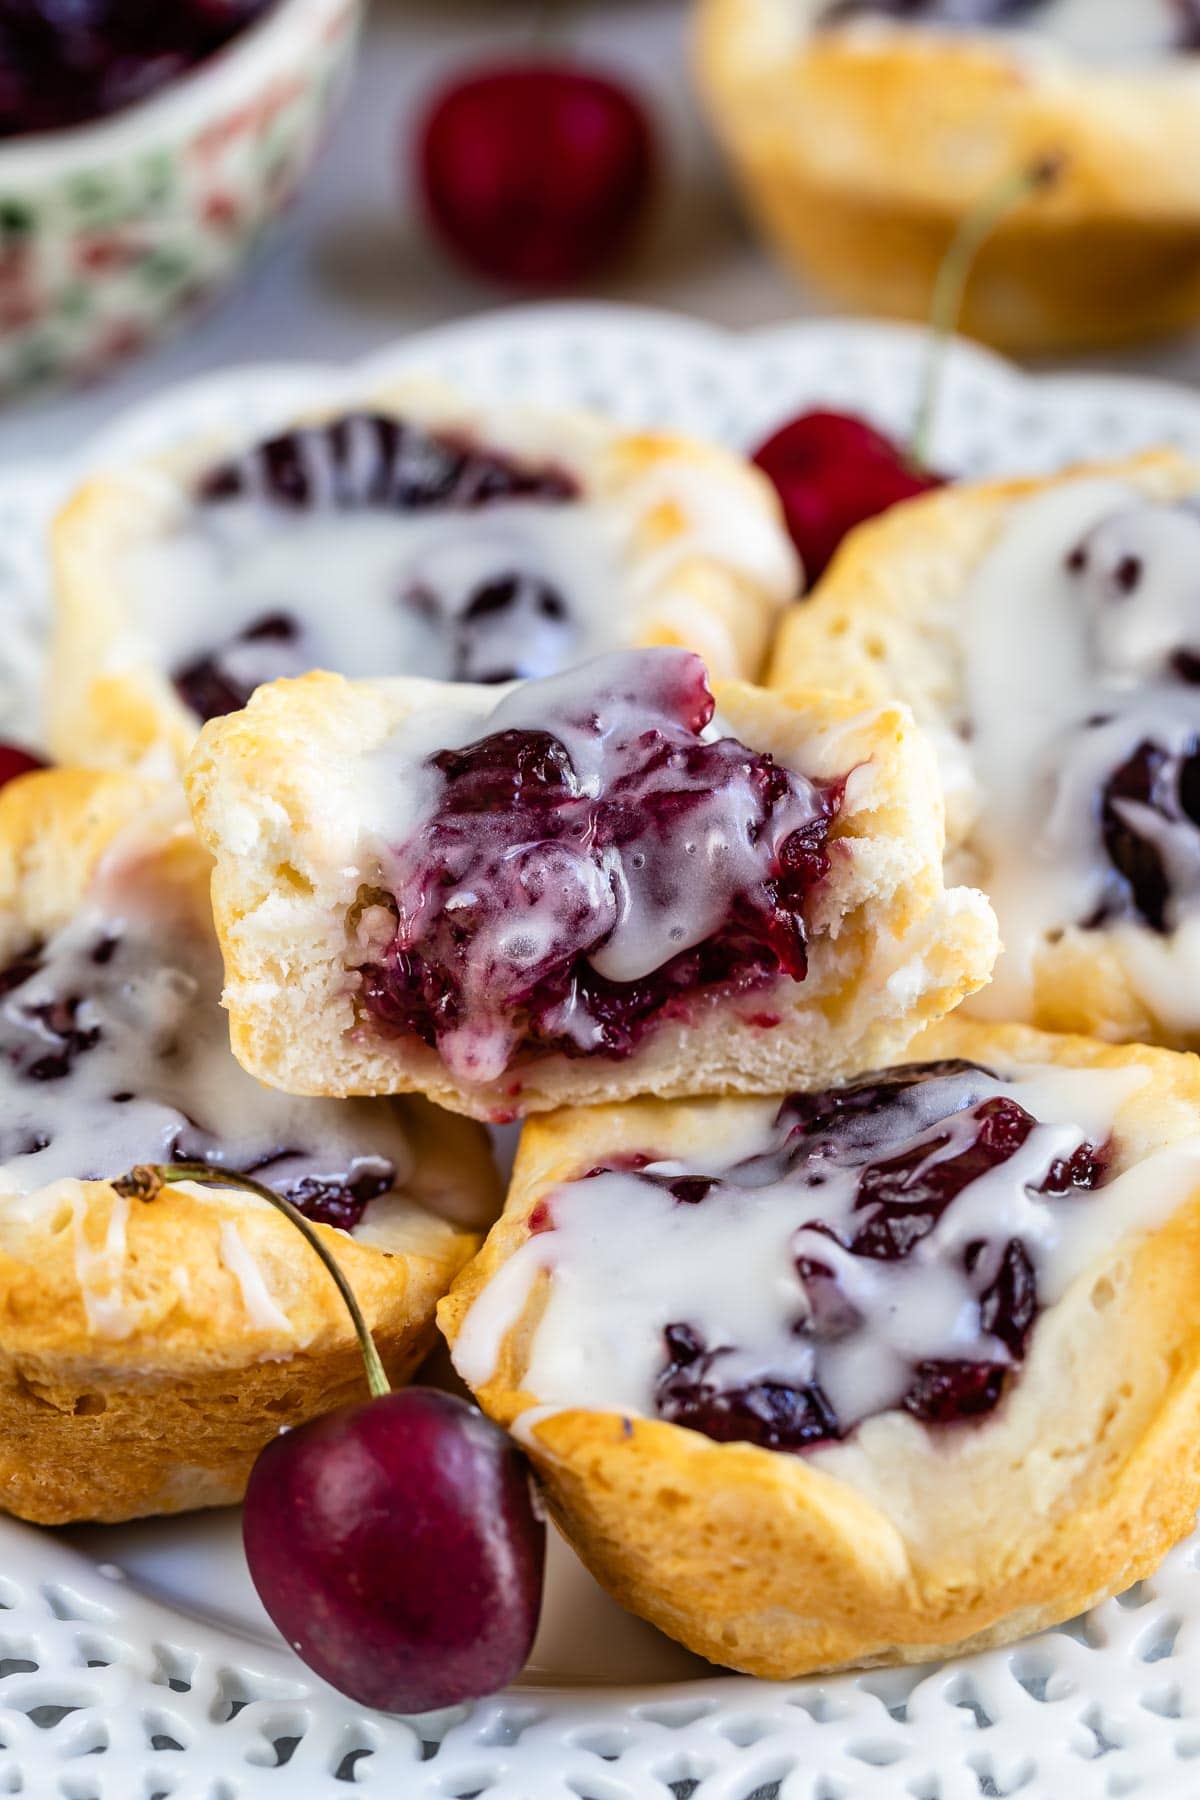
xmin=113 ymin=417 xmax=797 ymax=706
xmin=953 ymin=477 xmax=1200 ymax=1031
xmin=0 ymin=824 xmax=470 ymax=1256
xmin=453 ymin=1060 xmax=1200 ymax=1450
xmin=352 ymin=649 xmax=843 ymax=1083
xmin=124 ymin=493 xmax=621 ymax=689
xmin=808 ymin=0 xmax=1192 ymax=62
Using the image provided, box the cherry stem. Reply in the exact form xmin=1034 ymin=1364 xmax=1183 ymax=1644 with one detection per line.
xmin=909 ymin=154 xmax=1064 ymax=472
xmin=112 ymin=1163 xmax=391 ymax=1401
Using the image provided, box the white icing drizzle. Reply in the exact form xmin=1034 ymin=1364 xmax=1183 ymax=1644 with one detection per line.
xmin=127 ymin=499 xmax=616 ymax=687
xmin=452 ymin=1061 xmax=1200 ymax=1446
xmin=218 ymin=1219 xmax=294 ymax=1337
xmin=0 ymin=855 xmax=424 ymax=1233
xmin=113 ymin=421 xmax=797 ymax=702
xmin=954 ymin=479 xmax=1200 ymax=1027
xmin=70 ymin=1188 xmax=132 ymax=1341
xmin=808 ymin=0 xmax=1187 ymax=62
xmin=357 ymin=649 xmax=835 ymax=1083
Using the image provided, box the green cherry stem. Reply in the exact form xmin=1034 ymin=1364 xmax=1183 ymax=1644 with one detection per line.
xmin=910 ymin=154 xmax=1064 ymax=473
xmin=112 ymin=1162 xmax=391 ymax=1401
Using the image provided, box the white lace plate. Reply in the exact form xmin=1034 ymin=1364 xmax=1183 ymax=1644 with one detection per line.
xmin=6 ymin=305 xmax=1200 ymax=1800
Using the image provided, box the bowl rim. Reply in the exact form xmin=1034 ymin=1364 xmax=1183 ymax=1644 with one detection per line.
xmin=0 ymin=0 xmax=360 ymax=185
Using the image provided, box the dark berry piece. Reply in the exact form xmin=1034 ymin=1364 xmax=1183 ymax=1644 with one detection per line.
xmin=903 ymin=1360 xmax=1008 ymax=1424
xmin=173 ymin=612 xmax=302 ymax=723
xmin=0 ymin=944 xmax=43 ymax=999
xmin=1114 ymin=554 xmax=1143 ymax=595
xmin=794 ymin=1255 xmax=862 ymax=1339
xmin=777 ymin=1057 xmax=990 ymax=1150
xmin=655 ymin=1323 xmax=842 ymax=1452
xmin=278 ymin=1163 xmax=396 ymax=1233
xmin=453 ymin=574 xmax=576 ymax=684
xmin=821 ymin=1 xmax=1047 ymax=23
xmin=668 ymin=1175 xmax=716 ymax=1205
xmin=8 ymin=984 xmax=103 ymax=1081
xmin=199 ymin=414 xmax=577 ymax=513
xmin=978 ymin=1238 xmax=1037 ymax=1358
xmin=1094 ymin=736 xmax=1200 ymax=933
xmin=844 ymin=1095 xmax=1034 ymax=1261
xmin=431 ymin=730 xmax=579 ymax=812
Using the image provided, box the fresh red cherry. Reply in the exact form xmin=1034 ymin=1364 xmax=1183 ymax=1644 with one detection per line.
xmin=113 ymin=1160 xmax=543 ymax=1715
xmin=243 ymin=1386 xmax=545 ymax=1713
xmin=752 ymin=160 xmax=1068 ymax=584
xmin=753 ymin=411 xmax=942 ymax=584
xmin=418 ymin=62 xmax=656 ymax=287
xmin=0 ymin=743 xmax=46 ymax=790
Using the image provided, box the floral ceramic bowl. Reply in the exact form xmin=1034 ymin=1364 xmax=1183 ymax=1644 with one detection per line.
xmin=0 ymin=0 xmax=362 ymax=399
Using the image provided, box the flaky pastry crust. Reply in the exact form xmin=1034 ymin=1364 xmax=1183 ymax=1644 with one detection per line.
xmin=0 ymin=769 xmax=497 ymax=1524
xmin=183 ymin=667 xmax=998 ymax=1121
xmin=439 ymin=1018 xmax=1200 ymax=1677
xmin=696 ymin=0 xmax=1200 ymax=352
xmin=49 ymin=376 xmax=798 ymax=772
xmin=770 ymin=449 xmax=1200 ymax=1046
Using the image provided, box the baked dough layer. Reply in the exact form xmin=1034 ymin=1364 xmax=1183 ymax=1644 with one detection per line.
xmin=769 ymin=449 xmax=1200 ymax=1047
xmin=439 ymin=1018 xmax=1200 ymax=1676
xmin=695 ymin=0 xmax=1200 ymax=352
xmin=0 ymin=769 xmax=497 ymax=1524
xmin=49 ymin=376 xmax=799 ymax=772
xmin=183 ymin=665 xmax=998 ymax=1120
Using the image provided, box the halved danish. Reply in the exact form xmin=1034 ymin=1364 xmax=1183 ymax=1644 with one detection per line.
xmin=771 ymin=450 xmax=1200 ymax=1047
xmin=440 ymin=1017 xmax=1200 ymax=1676
xmin=696 ymin=0 xmax=1200 ymax=352
xmin=0 ymin=768 xmax=498 ymax=1525
xmin=183 ymin=645 xmax=998 ymax=1122
xmin=49 ymin=379 xmax=799 ymax=771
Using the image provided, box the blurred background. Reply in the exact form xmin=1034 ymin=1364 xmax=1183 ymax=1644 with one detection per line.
xmin=5 ymin=0 xmax=1200 ymax=467
xmin=0 ymin=0 xmax=780 ymax=461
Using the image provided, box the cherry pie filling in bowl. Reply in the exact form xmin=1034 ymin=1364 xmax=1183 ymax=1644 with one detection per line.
xmin=450 ymin=1053 xmax=1198 ymax=1451
xmin=349 ymin=648 xmax=845 ymax=1086
xmin=0 ymin=0 xmax=279 ymax=139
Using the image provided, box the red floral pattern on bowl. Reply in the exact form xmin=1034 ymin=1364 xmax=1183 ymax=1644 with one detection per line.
xmin=0 ymin=0 xmax=361 ymax=398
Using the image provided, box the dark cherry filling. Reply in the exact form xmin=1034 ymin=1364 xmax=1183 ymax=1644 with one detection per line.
xmin=197 ymin=413 xmax=578 ymax=513
xmin=0 ymin=0 xmax=275 ymax=139
xmin=1 ymin=945 xmax=101 ymax=1085
xmin=1090 ymin=736 xmax=1200 ymax=932
xmin=0 ymin=935 xmax=394 ymax=1228
xmin=206 ymin=1151 xmax=395 ymax=1232
xmin=589 ymin=1061 xmax=1107 ymax=1451
xmin=175 ymin=413 xmax=581 ymax=720
xmin=820 ymin=0 xmax=1200 ymax=46
xmin=1061 ymin=517 xmax=1200 ymax=935
xmin=174 ymin=612 xmax=301 ymax=724
xmin=359 ymin=658 xmax=843 ymax=1075
xmin=820 ymin=1 xmax=1048 ymax=25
